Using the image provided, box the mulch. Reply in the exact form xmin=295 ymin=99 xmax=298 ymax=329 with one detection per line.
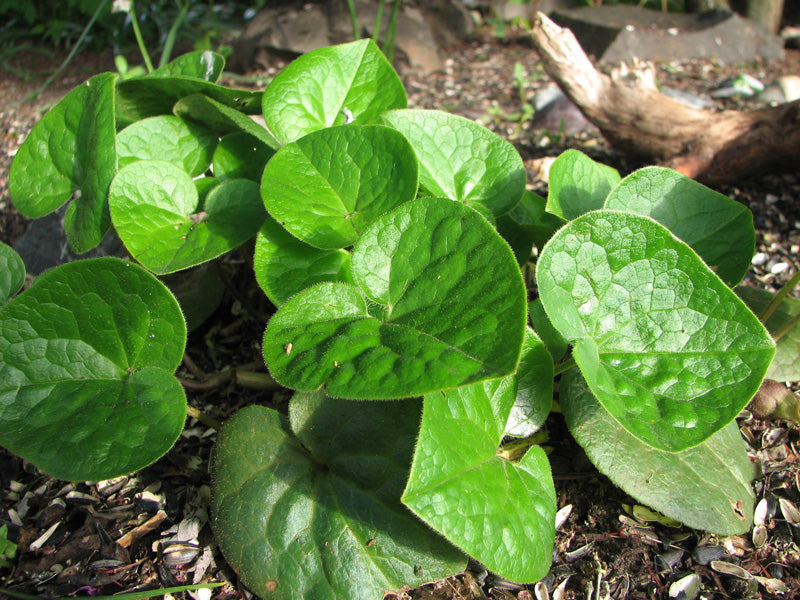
xmin=1 ymin=20 xmax=799 ymax=600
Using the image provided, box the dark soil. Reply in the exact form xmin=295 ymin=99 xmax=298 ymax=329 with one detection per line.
xmin=1 ymin=21 xmax=799 ymax=600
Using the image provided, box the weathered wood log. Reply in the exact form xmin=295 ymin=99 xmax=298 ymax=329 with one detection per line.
xmin=529 ymin=11 xmax=800 ymax=186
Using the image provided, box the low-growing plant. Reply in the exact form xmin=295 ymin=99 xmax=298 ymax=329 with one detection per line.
xmin=2 ymin=40 xmax=798 ymax=599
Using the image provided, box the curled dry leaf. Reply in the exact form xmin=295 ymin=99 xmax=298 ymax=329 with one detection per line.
xmin=778 ymin=498 xmax=800 ymax=523
xmin=749 ymin=379 xmax=800 ymax=422
xmin=710 ymin=560 xmax=753 ymax=579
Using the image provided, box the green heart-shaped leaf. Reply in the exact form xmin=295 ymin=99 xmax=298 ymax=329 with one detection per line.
xmin=537 ymin=210 xmax=774 ymax=452
xmin=560 ymin=369 xmax=755 ymax=534
xmin=382 ymin=109 xmax=525 ymax=218
xmin=529 ymin=299 xmax=567 ymax=363
xmin=117 ymin=115 xmax=218 ymax=176
xmin=211 ymin=394 xmax=464 ymax=600
xmin=546 ymin=149 xmax=620 ymax=221
xmin=261 ymin=125 xmax=418 ymax=250
xmin=9 ymin=72 xmax=117 ymax=253
xmin=262 ymin=39 xmax=406 ymax=144
xmin=212 ymin=132 xmax=275 ymax=182
xmin=263 ymin=197 xmax=527 ymax=399
xmin=505 ymin=329 xmax=554 ymax=438
xmin=0 ymin=242 xmax=25 ymax=304
xmin=148 ymin=50 xmax=225 ymax=81
xmin=110 ymin=160 xmax=267 ymax=274
xmin=174 ymin=93 xmax=280 ymax=149
xmin=403 ymin=373 xmax=556 ymax=583
xmin=254 ymin=215 xmax=353 ymax=307
xmin=605 ymin=167 xmax=754 ymax=287
xmin=737 ymin=286 xmax=800 ymax=383
xmin=0 ymin=258 xmax=186 ymax=481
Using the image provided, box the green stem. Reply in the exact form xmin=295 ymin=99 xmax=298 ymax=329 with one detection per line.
xmin=27 ymin=0 xmax=109 ymax=101
xmin=186 ymin=404 xmax=223 ymax=431
xmin=372 ymin=0 xmax=385 ymax=44
xmin=159 ymin=0 xmax=191 ymax=68
xmin=130 ymin=0 xmax=155 ymax=73
xmin=773 ymin=311 xmax=800 ymax=343
xmin=345 ymin=0 xmax=360 ymax=40
xmin=553 ymin=357 xmax=576 ymax=376
xmin=383 ymin=0 xmax=401 ymax=62
xmin=759 ymin=268 xmax=800 ymax=325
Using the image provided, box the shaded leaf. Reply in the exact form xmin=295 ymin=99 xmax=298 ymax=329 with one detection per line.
xmin=560 ymin=369 xmax=755 ymax=534
xmin=9 ymin=72 xmax=117 ymax=253
xmin=174 ymin=93 xmax=280 ymax=149
xmin=253 ymin=215 xmax=352 ymax=307
xmin=737 ymin=286 xmax=800 ymax=383
xmin=211 ymin=394 xmax=464 ymax=600
xmin=212 ymin=132 xmax=274 ymax=182
xmin=0 ymin=258 xmax=186 ymax=481
xmin=546 ymin=149 xmax=620 ymax=221
xmin=148 ymin=50 xmax=225 ymax=81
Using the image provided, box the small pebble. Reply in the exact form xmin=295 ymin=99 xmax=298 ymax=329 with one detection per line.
xmin=655 ymin=549 xmax=684 ymax=572
xmin=692 ymin=545 xmax=724 ymax=565
xmin=669 ymin=573 xmax=700 ymax=600
xmin=770 ymin=262 xmax=790 ymax=275
xmin=751 ymin=252 xmax=769 ymax=266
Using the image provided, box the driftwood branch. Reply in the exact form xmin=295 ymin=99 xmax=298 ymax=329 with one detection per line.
xmin=529 ymin=11 xmax=800 ymax=186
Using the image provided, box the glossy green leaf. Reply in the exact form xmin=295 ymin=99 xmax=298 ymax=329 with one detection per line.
xmin=116 ymin=77 xmax=261 ymax=128
xmin=529 ymin=299 xmax=567 ymax=363
xmin=537 ymin=210 xmax=774 ymax=452
xmin=546 ymin=149 xmax=620 ymax=221
xmin=505 ymin=328 xmax=554 ymax=437
xmin=0 ymin=242 xmax=25 ymax=304
xmin=737 ymin=286 xmax=800 ymax=383
xmin=109 ymin=160 xmax=267 ymax=274
xmin=9 ymin=72 xmax=116 ymax=253
xmin=262 ymin=39 xmax=406 ymax=144
xmin=403 ymin=376 xmax=556 ymax=582
xmin=174 ymin=93 xmax=280 ymax=149
xmin=0 ymin=258 xmax=187 ymax=481
xmin=497 ymin=190 xmax=563 ymax=263
xmin=261 ymin=125 xmax=418 ymax=250
xmin=604 ymin=167 xmax=754 ymax=287
xmin=561 ymin=369 xmax=755 ymax=534
xmin=263 ymin=197 xmax=527 ymax=399
xmin=212 ymin=132 xmax=274 ymax=182
xmin=148 ymin=50 xmax=225 ymax=81
xmin=382 ymin=109 xmax=525 ymax=218
xmin=211 ymin=394 xmax=464 ymax=600
xmin=116 ymin=115 xmax=217 ymax=176
xmin=254 ymin=215 xmax=352 ymax=307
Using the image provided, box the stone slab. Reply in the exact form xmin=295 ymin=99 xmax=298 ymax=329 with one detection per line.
xmin=549 ymin=5 xmax=784 ymax=64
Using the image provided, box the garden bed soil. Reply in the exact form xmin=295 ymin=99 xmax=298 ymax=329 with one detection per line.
xmin=1 ymin=26 xmax=799 ymax=600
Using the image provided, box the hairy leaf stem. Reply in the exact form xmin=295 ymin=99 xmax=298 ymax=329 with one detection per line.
xmin=759 ymin=268 xmax=800 ymax=326
xmin=553 ymin=357 xmax=576 ymax=376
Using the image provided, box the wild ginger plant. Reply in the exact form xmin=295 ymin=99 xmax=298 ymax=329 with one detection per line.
xmin=2 ymin=40 xmax=796 ymax=599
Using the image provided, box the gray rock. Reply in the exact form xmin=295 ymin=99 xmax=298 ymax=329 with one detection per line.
xmin=13 ymin=205 xmax=127 ymax=276
xmin=230 ymin=0 xmax=474 ymax=75
xmin=531 ymin=85 xmax=598 ymax=135
xmin=550 ymin=6 xmax=784 ymax=65
xmin=691 ymin=544 xmax=725 ymax=565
